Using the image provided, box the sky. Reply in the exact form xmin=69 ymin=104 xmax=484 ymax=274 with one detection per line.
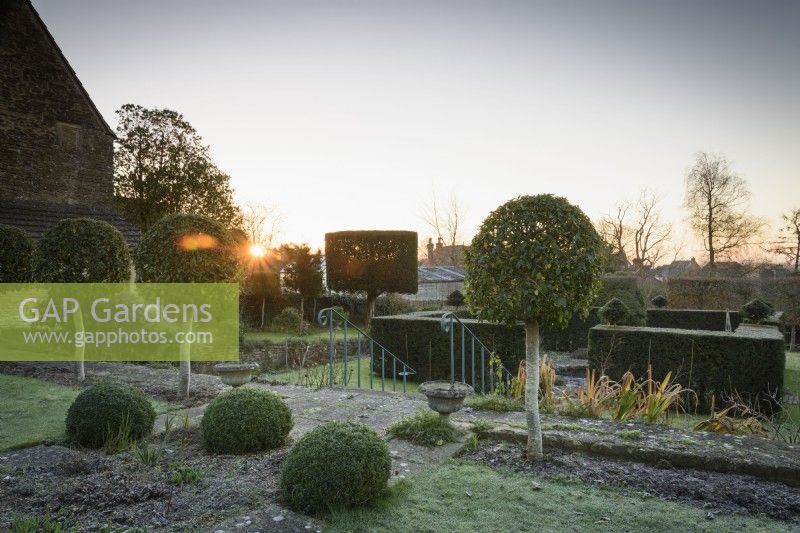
xmin=32 ymin=0 xmax=800 ymax=260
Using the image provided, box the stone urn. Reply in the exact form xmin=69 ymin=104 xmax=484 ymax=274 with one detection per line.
xmin=419 ymin=380 xmax=474 ymax=420
xmin=214 ymin=362 xmax=259 ymax=387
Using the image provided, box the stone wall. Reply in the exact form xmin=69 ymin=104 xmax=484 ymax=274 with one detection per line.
xmin=0 ymin=0 xmax=114 ymax=206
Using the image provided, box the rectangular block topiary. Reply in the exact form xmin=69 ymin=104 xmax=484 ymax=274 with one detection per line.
xmin=646 ymin=309 xmax=741 ymax=331
xmin=588 ymin=324 xmax=785 ymax=412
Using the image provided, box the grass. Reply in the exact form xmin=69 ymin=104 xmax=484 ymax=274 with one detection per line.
xmin=268 ymin=357 xmax=420 ymax=394
xmin=326 ymin=461 xmax=792 ymax=532
xmin=785 ymin=351 xmax=799 ymax=396
xmin=242 ymin=327 xmax=332 ymax=344
xmin=617 ymin=429 xmax=643 ymax=441
xmin=388 ymin=410 xmax=465 ymax=447
xmin=0 ymin=374 xmax=180 ymax=451
xmin=464 ymin=393 xmax=524 ymax=412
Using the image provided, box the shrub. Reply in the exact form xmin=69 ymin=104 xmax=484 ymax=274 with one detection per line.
xmin=0 ymin=224 xmax=36 ymax=282
xmin=280 ymin=421 xmax=391 ymax=512
xmin=35 ymin=218 xmax=132 ymax=282
xmin=65 ymin=381 xmax=156 ymax=449
xmin=651 ymin=295 xmax=668 ymax=308
xmin=741 ymin=299 xmax=774 ymax=324
xmin=588 ymin=324 xmax=785 ymax=412
xmin=272 ymin=307 xmax=302 ymax=332
xmin=446 ymin=290 xmax=465 ymax=308
xmin=599 ymin=297 xmax=630 ymax=325
xmin=374 ymin=293 xmax=416 ymax=317
xmin=201 ymin=387 xmax=293 ymax=454
xmin=646 ymin=308 xmax=741 ymax=331
xmin=388 ymin=410 xmax=464 ymax=446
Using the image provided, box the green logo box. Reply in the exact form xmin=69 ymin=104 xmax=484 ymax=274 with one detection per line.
xmin=0 ymin=283 xmax=239 ymax=362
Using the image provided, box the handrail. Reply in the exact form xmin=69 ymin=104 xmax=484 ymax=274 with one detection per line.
xmin=440 ymin=311 xmax=514 ymax=391
xmin=317 ymin=307 xmax=416 ymax=392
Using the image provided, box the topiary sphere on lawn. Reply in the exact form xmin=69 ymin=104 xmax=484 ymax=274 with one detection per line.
xmin=65 ymin=381 xmax=156 ymax=449
xmin=0 ymin=224 xmax=36 ymax=282
xmin=35 ymin=218 xmax=132 ymax=282
xmin=280 ymin=421 xmax=391 ymax=513
xmin=201 ymin=387 xmax=293 ymax=454
xmin=135 ymin=213 xmax=240 ymax=283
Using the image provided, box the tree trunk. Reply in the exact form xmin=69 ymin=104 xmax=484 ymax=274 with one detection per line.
xmin=524 ymin=321 xmax=543 ymax=460
xmin=365 ymin=293 xmax=378 ymax=328
xmin=260 ymin=298 xmax=266 ymax=330
xmin=75 ymin=306 xmax=85 ymax=382
xmin=178 ymin=319 xmax=193 ymax=398
xmin=791 ymin=325 xmax=797 ymax=353
xmin=299 ymin=297 xmax=305 ymax=335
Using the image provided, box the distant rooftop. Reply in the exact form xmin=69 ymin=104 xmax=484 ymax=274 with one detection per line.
xmin=418 ymin=265 xmax=465 ymax=283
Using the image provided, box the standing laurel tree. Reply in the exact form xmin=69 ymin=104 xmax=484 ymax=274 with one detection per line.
xmin=465 ymin=195 xmax=605 ymax=460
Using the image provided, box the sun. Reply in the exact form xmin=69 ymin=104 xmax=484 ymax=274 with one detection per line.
xmin=249 ymin=244 xmax=267 ymax=258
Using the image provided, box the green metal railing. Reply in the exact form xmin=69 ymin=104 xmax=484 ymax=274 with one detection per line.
xmin=317 ymin=307 xmax=416 ymax=393
xmin=439 ymin=311 xmax=514 ymax=393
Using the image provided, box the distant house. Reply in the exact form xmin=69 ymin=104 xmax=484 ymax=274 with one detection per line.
xmin=402 ymin=266 xmax=465 ymax=303
xmin=0 ymin=0 xmax=138 ymax=244
xmin=423 ymin=237 xmax=467 ymax=267
xmin=653 ymin=258 xmax=701 ymax=280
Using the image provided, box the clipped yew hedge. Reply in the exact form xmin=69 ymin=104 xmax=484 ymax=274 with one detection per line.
xmin=588 ymin=324 xmax=785 ymax=412
xmin=646 ymin=309 xmax=742 ymax=331
xmin=0 ymin=224 xmax=36 ymax=282
xmin=369 ymin=314 xmax=524 ymax=384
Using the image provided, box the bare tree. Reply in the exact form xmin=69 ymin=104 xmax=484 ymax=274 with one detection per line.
xmin=422 ymin=192 xmax=463 ymax=247
xmin=598 ymin=191 xmax=671 ymax=276
xmin=630 ymin=191 xmax=672 ymax=275
xmin=684 ymin=152 xmax=764 ymax=268
xmin=598 ymin=201 xmax=630 ymax=261
xmin=240 ymin=202 xmax=283 ymax=249
xmin=771 ymin=207 xmax=800 ymax=273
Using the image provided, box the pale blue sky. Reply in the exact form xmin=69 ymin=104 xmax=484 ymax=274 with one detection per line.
xmin=33 ymin=0 xmax=800 ymax=258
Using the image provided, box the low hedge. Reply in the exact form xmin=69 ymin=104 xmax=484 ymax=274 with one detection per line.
xmin=646 ymin=309 xmax=742 ymax=331
xmin=588 ymin=324 xmax=785 ymax=412
xmin=370 ymin=315 xmax=524 ymax=385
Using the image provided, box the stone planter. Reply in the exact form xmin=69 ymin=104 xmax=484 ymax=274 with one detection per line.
xmin=214 ymin=362 xmax=259 ymax=387
xmin=419 ymin=380 xmax=474 ymax=420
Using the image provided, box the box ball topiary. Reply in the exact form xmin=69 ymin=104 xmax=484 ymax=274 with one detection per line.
xmin=741 ymin=299 xmax=774 ymax=324
xmin=650 ymin=294 xmax=668 ymax=308
xmin=599 ymin=297 xmax=630 ymax=325
xmin=280 ymin=421 xmax=391 ymax=513
xmin=201 ymin=387 xmax=293 ymax=454
xmin=0 ymin=224 xmax=36 ymax=282
xmin=65 ymin=381 xmax=156 ymax=449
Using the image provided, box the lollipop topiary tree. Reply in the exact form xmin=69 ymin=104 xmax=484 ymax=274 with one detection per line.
xmin=36 ymin=218 xmax=133 ymax=381
xmin=136 ymin=213 xmax=240 ymax=397
xmin=465 ymin=195 xmax=605 ymax=460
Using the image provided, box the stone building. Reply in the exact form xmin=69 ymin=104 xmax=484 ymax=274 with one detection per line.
xmin=424 ymin=237 xmax=467 ymax=267
xmin=0 ymin=0 xmax=138 ymax=243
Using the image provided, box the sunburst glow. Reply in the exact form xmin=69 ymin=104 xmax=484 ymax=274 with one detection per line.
xmin=249 ymin=244 xmax=267 ymax=258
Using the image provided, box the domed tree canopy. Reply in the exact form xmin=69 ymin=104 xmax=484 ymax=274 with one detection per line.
xmin=35 ymin=218 xmax=132 ymax=282
xmin=465 ymin=194 xmax=605 ymax=460
xmin=0 ymin=224 xmax=36 ymax=282
xmin=135 ymin=213 xmax=240 ymax=397
xmin=465 ymin=195 xmax=605 ymax=328
xmin=324 ymin=230 xmax=417 ymax=324
xmin=135 ymin=213 xmax=240 ymax=283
